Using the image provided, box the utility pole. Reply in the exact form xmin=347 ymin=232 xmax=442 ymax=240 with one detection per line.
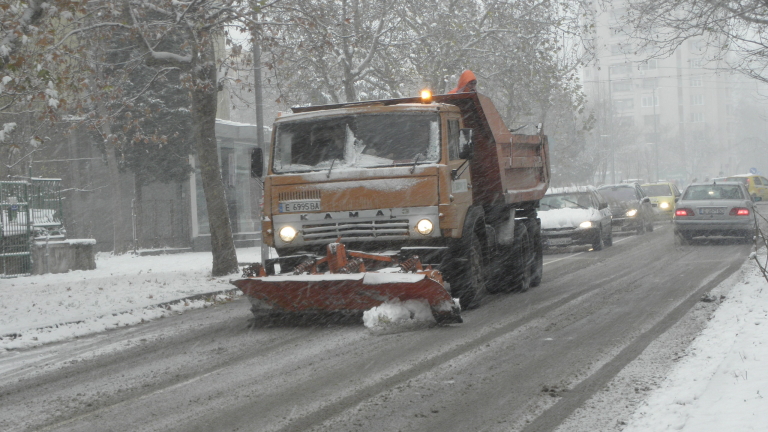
xmin=653 ymin=87 xmax=659 ymax=182
xmin=253 ymin=25 xmax=269 ymax=266
xmin=607 ymin=67 xmax=615 ymax=184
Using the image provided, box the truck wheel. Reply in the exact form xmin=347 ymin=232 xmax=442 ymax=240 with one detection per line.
xmin=529 ymin=222 xmax=543 ymax=287
xmin=509 ymin=224 xmax=532 ymax=293
xmin=453 ymin=230 xmax=487 ymax=309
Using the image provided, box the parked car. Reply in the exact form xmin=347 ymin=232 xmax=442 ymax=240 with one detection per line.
xmin=538 ymin=186 xmax=613 ymax=250
xmin=641 ymin=182 xmax=681 ymax=221
xmin=597 ymin=183 xmax=655 ymax=234
xmin=726 ymin=174 xmax=768 ymax=201
xmin=673 ymin=181 xmax=757 ymax=244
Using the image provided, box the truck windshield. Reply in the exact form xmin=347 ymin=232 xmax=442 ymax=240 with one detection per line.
xmin=273 ymin=112 xmax=440 ymax=173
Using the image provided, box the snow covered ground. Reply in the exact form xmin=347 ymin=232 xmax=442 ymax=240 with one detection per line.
xmin=622 ymin=248 xmax=768 ymax=432
xmin=1 ymin=245 xmax=767 ymax=430
xmin=0 ymin=248 xmax=266 ymax=351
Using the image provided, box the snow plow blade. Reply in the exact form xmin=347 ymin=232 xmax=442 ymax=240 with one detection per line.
xmin=231 ymin=242 xmax=462 ymax=324
xmin=232 ymin=272 xmax=461 ymax=324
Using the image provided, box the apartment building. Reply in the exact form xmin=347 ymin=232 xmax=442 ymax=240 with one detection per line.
xmin=582 ymin=2 xmax=743 ymax=184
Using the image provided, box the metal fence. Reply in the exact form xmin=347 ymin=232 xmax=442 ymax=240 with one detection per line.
xmin=1 ymin=179 xmax=63 ymax=277
xmin=1 ymin=182 xmax=31 ymax=277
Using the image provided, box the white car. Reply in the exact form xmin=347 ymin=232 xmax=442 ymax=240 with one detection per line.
xmin=539 ymin=186 xmax=613 ymax=250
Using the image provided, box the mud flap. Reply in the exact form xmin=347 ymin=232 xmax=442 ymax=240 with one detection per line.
xmin=232 ymin=272 xmax=462 ymax=324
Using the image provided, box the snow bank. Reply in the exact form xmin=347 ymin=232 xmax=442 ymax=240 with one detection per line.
xmin=623 ymin=249 xmax=768 ymax=432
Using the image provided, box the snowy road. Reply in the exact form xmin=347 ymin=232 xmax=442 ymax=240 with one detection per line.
xmin=0 ymin=224 xmax=754 ymax=432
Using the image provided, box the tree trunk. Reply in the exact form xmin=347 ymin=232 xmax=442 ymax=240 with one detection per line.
xmin=98 ymin=103 xmax=130 ymax=255
xmin=134 ymin=175 xmax=143 ymax=250
xmin=191 ymin=38 xmax=239 ymax=276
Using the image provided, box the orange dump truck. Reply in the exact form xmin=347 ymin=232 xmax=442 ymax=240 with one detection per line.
xmin=233 ymin=92 xmax=550 ymax=323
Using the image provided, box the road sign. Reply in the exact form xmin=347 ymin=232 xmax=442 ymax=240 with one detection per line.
xmin=750 ymin=167 xmax=758 ymax=174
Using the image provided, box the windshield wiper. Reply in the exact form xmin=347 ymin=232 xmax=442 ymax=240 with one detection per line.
xmin=326 ymin=158 xmax=336 ymax=178
xmin=562 ymin=198 xmax=588 ymax=209
xmin=410 ymin=153 xmax=423 ymax=174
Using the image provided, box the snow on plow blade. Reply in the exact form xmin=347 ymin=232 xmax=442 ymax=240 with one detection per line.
xmin=232 ymin=272 xmax=462 ymax=324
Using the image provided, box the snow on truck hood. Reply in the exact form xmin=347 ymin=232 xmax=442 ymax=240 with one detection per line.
xmin=539 ymin=207 xmax=597 ymax=229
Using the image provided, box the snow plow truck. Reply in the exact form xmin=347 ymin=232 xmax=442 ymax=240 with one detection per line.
xmin=231 ymin=91 xmax=550 ymax=324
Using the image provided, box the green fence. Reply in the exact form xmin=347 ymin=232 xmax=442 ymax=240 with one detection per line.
xmin=0 ymin=181 xmax=31 ymax=277
xmin=1 ymin=179 xmax=63 ymax=277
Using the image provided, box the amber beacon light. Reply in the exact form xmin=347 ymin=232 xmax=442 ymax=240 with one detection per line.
xmin=420 ymin=89 xmax=432 ymax=104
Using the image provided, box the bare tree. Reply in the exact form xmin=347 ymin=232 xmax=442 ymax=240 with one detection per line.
xmin=1 ymin=1 xmax=275 ymax=275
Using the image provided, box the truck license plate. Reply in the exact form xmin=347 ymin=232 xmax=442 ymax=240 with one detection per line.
xmin=279 ymin=200 xmax=321 ymax=213
xmin=548 ymin=237 xmax=571 ymax=246
xmin=699 ymin=208 xmax=725 ymax=215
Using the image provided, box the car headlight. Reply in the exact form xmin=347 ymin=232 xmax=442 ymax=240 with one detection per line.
xmin=279 ymin=226 xmax=298 ymax=243
xmin=579 ymin=221 xmax=592 ymax=228
xmin=659 ymin=202 xmax=670 ymax=209
xmin=626 ymin=209 xmax=638 ymax=217
xmin=416 ymin=219 xmax=434 ymax=235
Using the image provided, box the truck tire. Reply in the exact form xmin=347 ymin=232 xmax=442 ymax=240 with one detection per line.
xmin=452 ymin=229 xmax=487 ymax=309
xmin=509 ymin=223 xmax=532 ymax=293
xmin=529 ymin=220 xmax=543 ymax=287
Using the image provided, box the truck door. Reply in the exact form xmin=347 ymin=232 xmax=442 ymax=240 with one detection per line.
xmin=447 ymin=118 xmax=473 ymax=207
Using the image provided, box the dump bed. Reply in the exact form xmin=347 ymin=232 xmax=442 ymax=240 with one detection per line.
xmin=291 ymin=92 xmax=550 ymax=207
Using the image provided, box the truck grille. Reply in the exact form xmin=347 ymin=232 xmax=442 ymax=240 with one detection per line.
xmin=279 ymin=190 xmax=321 ymax=201
xmin=302 ymin=219 xmax=410 ymax=243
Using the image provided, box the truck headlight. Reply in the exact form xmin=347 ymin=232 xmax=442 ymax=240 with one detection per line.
xmin=579 ymin=221 xmax=592 ymax=228
xmin=626 ymin=209 xmax=638 ymax=217
xmin=416 ymin=219 xmax=434 ymax=235
xmin=279 ymin=226 xmax=298 ymax=243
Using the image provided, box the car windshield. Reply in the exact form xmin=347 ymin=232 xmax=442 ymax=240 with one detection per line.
xmin=540 ymin=193 xmax=593 ymax=210
xmin=598 ymin=187 xmax=636 ymax=202
xmin=643 ymin=185 xmax=672 ymax=196
xmin=273 ymin=113 xmax=440 ymax=173
xmin=683 ymin=185 xmax=744 ymax=200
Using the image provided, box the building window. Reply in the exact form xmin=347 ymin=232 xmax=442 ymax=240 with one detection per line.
xmin=638 ymin=60 xmax=657 ymax=71
xmin=690 ymin=94 xmax=704 ymax=105
xmin=642 ymin=78 xmax=658 ymax=88
xmin=610 ymin=63 xmax=632 ymax=75
xmin=690 ymin=75 xmax=703 ymax=87
xmin=614 ymin=98 xmax=634 ymax=110
xmin=610 ymin=26 xmax=625 ymax=36
xmin=645 ymin=133 xmax=659 ymax=143
xmin=726 ymin=104 xmax=734 ymax=115
xmin=641 ymin=95 xmax=659 ymax=107
xmin=691 ymin=112 xmax=704 ymax=123
xmin=612 ymin=80 xmax=632 ymax=92
xmin=690 ymin=59 xmax=702 ymax=68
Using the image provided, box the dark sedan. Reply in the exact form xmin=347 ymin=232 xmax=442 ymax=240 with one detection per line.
xmin=673 ymin=181 xmax=757 ymax=244
xmin=597 ymin=183 xmax=655 ymax=234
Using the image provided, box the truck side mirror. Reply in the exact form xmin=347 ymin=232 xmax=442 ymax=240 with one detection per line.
xmin=459 ymin=128 xmax=474 ymax=160
xmin=251 ymin=148 xmax=264 ymax=178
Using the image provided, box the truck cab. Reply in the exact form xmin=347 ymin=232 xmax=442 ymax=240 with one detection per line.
xmin=261 ymin=99 xmax=474 ymax=262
